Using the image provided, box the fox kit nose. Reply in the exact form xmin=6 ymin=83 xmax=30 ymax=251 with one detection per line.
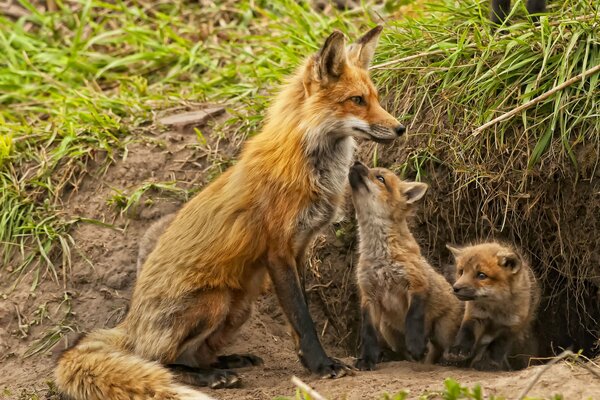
xmin=453 ymin=286 xmax=461 ymax=293
xmin=395 ymin=125 xmax=406 ymax=136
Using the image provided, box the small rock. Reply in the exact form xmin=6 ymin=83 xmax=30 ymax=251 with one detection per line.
xmin=158 ymin=107 xmax=225 ymax=131
xmin=105 ymin=272 xmax=130 ymax=290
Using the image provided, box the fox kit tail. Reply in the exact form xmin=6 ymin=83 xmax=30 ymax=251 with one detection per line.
xmin=55 ymin=327 xmax=213 ymax=400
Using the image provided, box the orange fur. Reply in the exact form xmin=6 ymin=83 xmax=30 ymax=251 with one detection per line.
xmin=55 ymin=26 xmax=404 ymax=399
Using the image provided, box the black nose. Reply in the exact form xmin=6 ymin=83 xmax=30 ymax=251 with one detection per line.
xmin=453 ymin=286 xmax=461 ymax=293
xmin=395 ymin=125 xmax=406 ymax=136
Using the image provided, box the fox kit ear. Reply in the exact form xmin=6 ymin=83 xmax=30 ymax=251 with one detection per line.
xmin=403 ymin=182 xmax=428 ymax=204
xmin=315 ymin=30 xmax=347 ymax=84
xmin=347 ymin=25 xmax=383 ymax=69
xmin=446 ymin=244 xmax=462 ymax=259
xmin=497 ymin=251 xmax=521 ymax=274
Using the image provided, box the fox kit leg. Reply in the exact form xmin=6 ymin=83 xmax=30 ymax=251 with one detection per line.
xmin=446 ymin=318 xmax=479 ymax=364
xmin=404 ymin=291 xmax=428 ymax=361
xmin=428 ymin=311 xmax=462 ymax=364
xmin=472 ymin=331 xmax=513 ymax=371
xmin=355 ymin=305 xmax=380 ymax=371
xmin=490 ymin=0 xmax=511 ymax=25
xmin=267 ymin=250 xmax=350 ymax=377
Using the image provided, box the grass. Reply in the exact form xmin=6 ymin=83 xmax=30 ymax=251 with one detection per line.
xmin=374 ymin=0 xmax=599 ymax=175
xmin=0 ymin=0 xmax=371 ymax=289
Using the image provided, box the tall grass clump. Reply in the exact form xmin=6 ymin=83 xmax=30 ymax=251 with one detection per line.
xmin=0 ymin=0 xmax=370 ymax=288
xmin=367 ymin=0 xmax=599 ymax=353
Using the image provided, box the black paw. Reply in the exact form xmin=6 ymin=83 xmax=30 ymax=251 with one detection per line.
xmin=354 ymin=356 xmax=377 ymax=371
xmin=445 ymin=345 xmax=472 ymax=362
xmin=472 ymin=358 xmax=503 ymax=371
xmin=303 ymin=355 xmax=355 ymax=378
xmin=207 ymin=369 xmax=242 ymax=389
xmin=405 ymin=336 xmax=427 ymax=361
xmin=211 ymin=353 xmax=264 ymax=369
xmin=167 ymin=365 xmax=241 ymax=389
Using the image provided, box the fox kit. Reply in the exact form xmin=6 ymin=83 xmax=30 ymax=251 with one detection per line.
xmin=350 ymin=163 xmax=463 ymax=370
xmin=55 ymin=26 xmax=405 ymax=400
xmin=446 ymin=242 xmax=540 ymax=370
xmin=490 ymin=0 xmax=546 ymax=25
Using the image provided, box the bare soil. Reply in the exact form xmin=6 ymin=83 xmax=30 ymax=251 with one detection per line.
xmin=1 ymin=108 xmax=599 ymax=399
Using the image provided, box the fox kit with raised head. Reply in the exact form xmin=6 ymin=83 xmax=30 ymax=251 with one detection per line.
xmin=446 ymin=242 xmax=540 ymax=370
xmin=350 ymin=163 xmax=463 ymax=370
xmin=55 ymin=26 xmax=405 ymax=400
xmin=490 ymin=0 xmax=546 ymax=25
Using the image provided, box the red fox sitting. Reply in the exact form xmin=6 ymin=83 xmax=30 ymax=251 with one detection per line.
xmin=55 ymin=26 xmax=405 ymax=399
xmin=445 ymin=242 xmax=540 ymax=370
xmin=350 ymin=163 xmax=463 ymax=370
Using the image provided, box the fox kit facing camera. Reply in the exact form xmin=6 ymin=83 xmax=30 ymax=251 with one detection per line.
xmin=55 ymin=26 xmax=405 ymax=400
xmin=446 ymin=242 xmax=540 ymax=370
xmin=350 ymin=163 xmax=463 ymax=370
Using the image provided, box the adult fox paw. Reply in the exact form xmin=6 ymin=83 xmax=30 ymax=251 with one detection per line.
xmin=212 ymin=353 xmax=264 ymax=369
xmin=313 ymin=357 xmax=355 ymax=379
xmin=207 ymin=369 xmax=242 ymax=389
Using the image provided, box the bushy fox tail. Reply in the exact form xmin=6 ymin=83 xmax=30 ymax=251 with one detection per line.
xmin=55 ymin=327 xmax=213 ymax=400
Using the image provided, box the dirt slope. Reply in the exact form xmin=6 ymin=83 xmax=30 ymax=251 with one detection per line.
xmin=0 ymin=108 xmax=598 ymax=400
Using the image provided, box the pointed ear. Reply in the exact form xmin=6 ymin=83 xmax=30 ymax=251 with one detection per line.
xmin=497 ymin=251 xmax=521 ymax=274
xmin=315 ymin=30 xmax=347 ymax=84
xmin=403 ymin=182 xmax=428 ymax=204
xmin=446 ymin=244 xmax=462 ymax=259
xmin=347 ymin=25 xmax=382 ymax=69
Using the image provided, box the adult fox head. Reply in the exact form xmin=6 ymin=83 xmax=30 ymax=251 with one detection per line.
xmin=349 ymin=161 xmax=428 ymax=224
xmin=299 ymin=26 xmax=405 ymax=143
xmin=447 ymin=243 xmax=523 ymax=302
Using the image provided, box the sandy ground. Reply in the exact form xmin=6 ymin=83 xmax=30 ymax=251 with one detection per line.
xmin=1 ymin=107 xmax=599 ymax=400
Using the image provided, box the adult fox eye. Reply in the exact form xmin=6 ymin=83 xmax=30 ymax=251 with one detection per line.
xmin=376 ymin=175 xmax=385 ymax=183
xmin=477 ymin=272 xmax=487 ymax=280
xmin=351 ymin=96 xmax=365 ymax=106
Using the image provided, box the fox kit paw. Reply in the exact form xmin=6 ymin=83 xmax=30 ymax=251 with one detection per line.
xmin=445 ymin=345 xmax=472 ymax=362
xmin=211 ymin=354 xmax=264 ymax=369
xmin=405 ymin=337 xmax=427 ymax=361
xmin=354 ymin=356 xmax=377 ymax=371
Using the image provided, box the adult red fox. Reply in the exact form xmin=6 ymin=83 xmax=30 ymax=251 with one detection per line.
xmin=55 ymin=26 xmax=405 ymax=399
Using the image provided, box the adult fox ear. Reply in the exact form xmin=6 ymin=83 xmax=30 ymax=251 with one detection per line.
xmin=497 ymin=251 xmax=522 ymax=274
xmin=446 ymin=244 xmax=462 ymax=259
xmin=347 ymin=25 xmax=383 ymax=69
xmin=403 ymin=182 xmax=428 ymax=204
xmin=315 ymin=30 xmax=347 ymax=84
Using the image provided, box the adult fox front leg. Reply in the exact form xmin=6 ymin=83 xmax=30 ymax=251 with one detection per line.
xmin=55 ymin=25 xmax=404 ymax=399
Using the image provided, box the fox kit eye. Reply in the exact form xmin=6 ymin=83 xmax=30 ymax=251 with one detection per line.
xmin=350 ymin=96 xmax=366 ymax=106
xmin=477 ymin=272 xmax=488 ymax=280
xmin=458 ymin=269 xmax=463 ymax=276
xmin=375 ymin=175 xmax=385 ymax=183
